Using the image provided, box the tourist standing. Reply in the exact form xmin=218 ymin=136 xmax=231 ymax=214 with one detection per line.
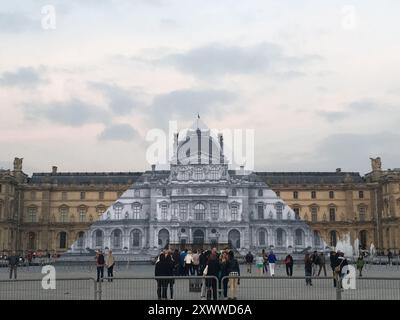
xmin=179 ymin=250 xmax=187 ymax=276
xmin=199 ymin=250 xmax=207 ymax=276
xmin=304 ymin=253 xmax=313 ymax=286
xmin=388 ymin=250 xmax=393 ymax=266
xmin=219 ymin=251 xmax=229 ymax=299
xmin=184 ymin=250 xmax=193 ymax=276
xmin=227 ymin=250 xmax=240 ymax=300
xmin=356 ymin=255 xmax=365 ymax=277
xmin=311 ymin=251 xmax=320 ymax=276
xmin=165 ymin=250 xmax=175 ymax=300
xmin=172 ymin=249 xmax=180 ymax=275
xmin=317 ymin=252 xmax=327 ymax=276
xmin=106 ymin=250 xmax=115 ymax=282
xmin=96 ymin=250 xmax=105 ymax=282
xmin=192 ymin=250 xmax=200 ymax=275
xmin=8 ymin=251 xmax=19 ymax=280
xmin=245 ymin=251 xmax=254 ymax=273
xmin=262 ymin=249 xmax=268 ymax=274
xmin=155 ymin=253 xmax=168 ymax=300
xmin=330 ymin=251 xmax=338 ymax=287
xmin=284 ymin=254 xmax=294 ymax=277
xmin=205 ymin=249 xmax=220 ymax=300
xmin=267 ymin=251 xmax=277 ymax=277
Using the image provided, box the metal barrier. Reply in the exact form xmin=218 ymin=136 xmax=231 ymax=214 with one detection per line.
xmin=96 ymin=276 xmax=220 ymax=300
xmin=0 ymin=275 xmax=399 ymax=300
xmin=0 ymin=277 xmax=97 ymax=300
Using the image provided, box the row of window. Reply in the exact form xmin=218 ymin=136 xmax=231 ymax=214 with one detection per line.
xmin=275 ymin=190 xmax=365 ymax=199
xmin=26 ymin=206 xmax=106 ymax=223
xmin=27 ymin=191 xmax=123 ymax=201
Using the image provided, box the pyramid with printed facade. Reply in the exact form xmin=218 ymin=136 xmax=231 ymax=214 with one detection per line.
xmin=68 ymin=117 xmax=324 ymax=259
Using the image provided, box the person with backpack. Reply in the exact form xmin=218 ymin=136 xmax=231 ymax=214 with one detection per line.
xmin=95 ymin=250 xmax=105 ymax=282
xmin=284 ymin=254 xmax=294 ymax=277
xmin=227 ymin=250 xmax=240 ymax=300
xmin=245 ymin=251 xmax=254 ymax=273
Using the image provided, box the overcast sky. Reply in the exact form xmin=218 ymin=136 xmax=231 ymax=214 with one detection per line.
xmin=1 ymin=0 xmax=400 ymax=175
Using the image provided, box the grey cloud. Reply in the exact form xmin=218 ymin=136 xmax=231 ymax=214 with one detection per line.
xmin=160 ymin=42 xmax=320 ymax=78
xmin=148 ymin=88 xmax=237 ymax=126
xmin=317 ymin=111 xmax=348 ymax=122
xmin=24 ymin=99 xmax=110 ymax=127
xmin=313 ymin=132 xmax=400 ymax=173
xmin=348 ymin=100 xmax=380 ymax=112
xmin=89 ymin=82 xmax=141 ymax=115
xmin=0 ymin=12 xmax=40 ymax=33
xmin=98 ymin=123 xmax=139 ymax=141
xmin=0 ymin=67 xmax=45 ymax=88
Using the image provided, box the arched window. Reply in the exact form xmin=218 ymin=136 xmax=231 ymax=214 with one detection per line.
xmin=313 ymin=230 xmax=321 ymax=247
xmin=276 ymin=228 xmax=286 ymax=247
xmin=295 ymin=229 xmax=304 ymax=246
xmin=330 ymin=230 xmax=337 ymax=247
xmin=329 ymin=207 xmax=336 ymax=222
xmin=194 ymin=203 xmax=205 ymax=221
xmin=112 ymin=229 xmax=122 ymax=248
xmin=228 ymin=229 xmax=241 ymax=249
xmin=59 ymin=232 xmax=67 ymax=249
xmin=94 ymin=230 xmax=103 ymax=248
xmin=131 ymin=229 xmax=142 ymax=248
xmin=77 ymin=231 xmax=85 ymax=248
xmin=259 ymin=229 xmax=267 ymax=246
xmin=158 ymin=229 xmax=170 ymax=248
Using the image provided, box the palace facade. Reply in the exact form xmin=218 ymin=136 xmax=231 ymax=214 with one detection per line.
xmin=1 ymin=139 xmax=399 ymax=255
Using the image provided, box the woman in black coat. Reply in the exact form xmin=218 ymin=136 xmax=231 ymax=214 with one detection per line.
xmin=155 ymin=253 xmax=169 ymax=299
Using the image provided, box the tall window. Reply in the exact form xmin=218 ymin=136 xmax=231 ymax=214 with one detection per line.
xmin=95 ymin=230 xmax=103 ymax=247
xmin=231 ymin=204 xmax=239 ymax=221
xmin=259 ymin=230 xmax=266 ymax=246
xmin=313 ymin=230 xmax=321 ymax=247
xmin=99 ymin=192 xmax=104 ymax=200
xmin=211 ymin=203 xmax=219 ymax=220
xmin=293 ymin=191 xmax=298 ymax=199
xmin=132 ymin=204 xmax=141 ymax=219
xmin=114 ymin=205 xmax=123 ymax=220
xmin=329 ymin=191 xmax=335 ymax=199
xmin=79 ymin=207 xmax=86 ymax=222
xmin=27 ymin=207 xmax=37 ymax=223
xmin=257 ymin=204 xmax=264 ymax=219
xmin=162 ymin=189 xmax=167 ymax=196
xmin=194 ymin=167 xmax=204 ymax=180
xmin=311 ymin=207 xmax=318 ymax=222
xmin=210 ymin=168 xmax=219 ymax=180
xmin=275 ymin=202 xmax=283 ymax=220
xmin=112 ymin=230 xmax=122 ymax=248
xmin=80 ymin=192 xmax=86 ymax=200
xmin=359 ymin=206 xmax=366 ymax=222
xmin=232 ymin=188 xmax=237 ymax=196
xmin=194 ymin=203 xmax=206 ymax=221
xmin=96 ymin=206 xmax=105 ymax=218
xmin=359 ymin=191 xmax=364 ymax=199
xmin=179 ymin=203 xmax=187 ymax=220
xmin=330 ymin=230 xmax=337 ymax=247
xmin=62 ymin=192 xmax=68 ymax=201
xmin=77 ymin=232 xmax=85 ymax=248
xmin=59 ymin=232 xmax=67 ymax=249
xmin=276 ymin=229 xmax=285 ymax=247
xmin=295 ymin=229 xmax=304 ymax=246
xmin=31 ymin=191 xmax=36 ymax=200
xmin=293 ymin=207 xmax=300 ymax=220
xmin=60 ymin=206 xmax=68 ymax=223
xmin=161 ymin=203 xmax=168 ymax=220
xmin=329 ymin=207 xmax=336 ymax=222
xmin=132 ymin=230 xmax=141 ymax=247
xmin=311 ymin=191 xmax=316 ymax=199
xmin=258 ymin=189 xmax=263 ymax=197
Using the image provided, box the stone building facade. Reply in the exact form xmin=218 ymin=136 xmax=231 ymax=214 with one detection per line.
xmin=1 ymin=152 xmax=399 ymax=255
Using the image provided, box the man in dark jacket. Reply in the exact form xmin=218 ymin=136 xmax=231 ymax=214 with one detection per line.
xmin=95 ymin=250 xmax=105 ymax=282
xmin=206 ymin=251 xmax=220 ymax=300
xmin=155 ymin=253 xmax=169 ymax=300
xmin=245 ymin=251 xmax=254 ymax=273
xmin=284 ymin=254 xmax=294 ymax=277
xmin=8 ymin=251 xmax=19 ymax=280
xmin=330 ymin=251 xmax=338 ymax=287
xmin=227 ymin=251 xmax=240 ymax=300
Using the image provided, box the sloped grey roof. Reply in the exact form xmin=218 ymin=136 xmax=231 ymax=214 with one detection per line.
xmin=255 ymin=172 xmax=365 ymax=185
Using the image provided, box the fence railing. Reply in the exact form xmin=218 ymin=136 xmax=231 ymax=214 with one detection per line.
xmin=0 ymin=275 xmax=399 ymax=300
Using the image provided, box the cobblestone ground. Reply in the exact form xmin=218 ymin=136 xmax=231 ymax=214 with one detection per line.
xmin=0 ymin=264 xmax=399 ymax=300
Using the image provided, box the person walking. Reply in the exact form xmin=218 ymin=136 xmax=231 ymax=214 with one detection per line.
xmin=304 ymin=253 xmax=313 ymax=286
xmin=245 ymin=251 xmax=254 ymax=274
xmin=284 ymin=254 xmax=294 ymax=277
xmin=255 ymin=253 xmax=264 ymax=276
xmin=267 ymin=251 xmax=277 ymax=277
xmin=330 ymin=251 xmax=338 ymax=287
xmin=227 ymin=250 xmax=240 ymax=300
xmin=311 ymin=251 xmax=320 ymax=276
xmin=192 ymin=250 xmax=200 ymax=275
xmin=317 ymin=252 xmax=327 ymax=276
xmin=106 ymin=250 xmax=115 ymax=282
xmin=356 ymin=255 xmax=365 ymax=277
xmin=8 ymin=251 xmax=19 ymax=280
xmin=262 ymin=249 xmax=268 ymax=274
xmin=95 ymin=250 xmax=105 ymax=282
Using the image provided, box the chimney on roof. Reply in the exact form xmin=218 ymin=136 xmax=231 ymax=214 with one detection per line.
xmin=52 ymin=166 xmax=58 ymax=175
xmin=151 ymin=164 xmax=156 ymax=172
xmin=336 ymin=168 xmax=341 ymax=173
